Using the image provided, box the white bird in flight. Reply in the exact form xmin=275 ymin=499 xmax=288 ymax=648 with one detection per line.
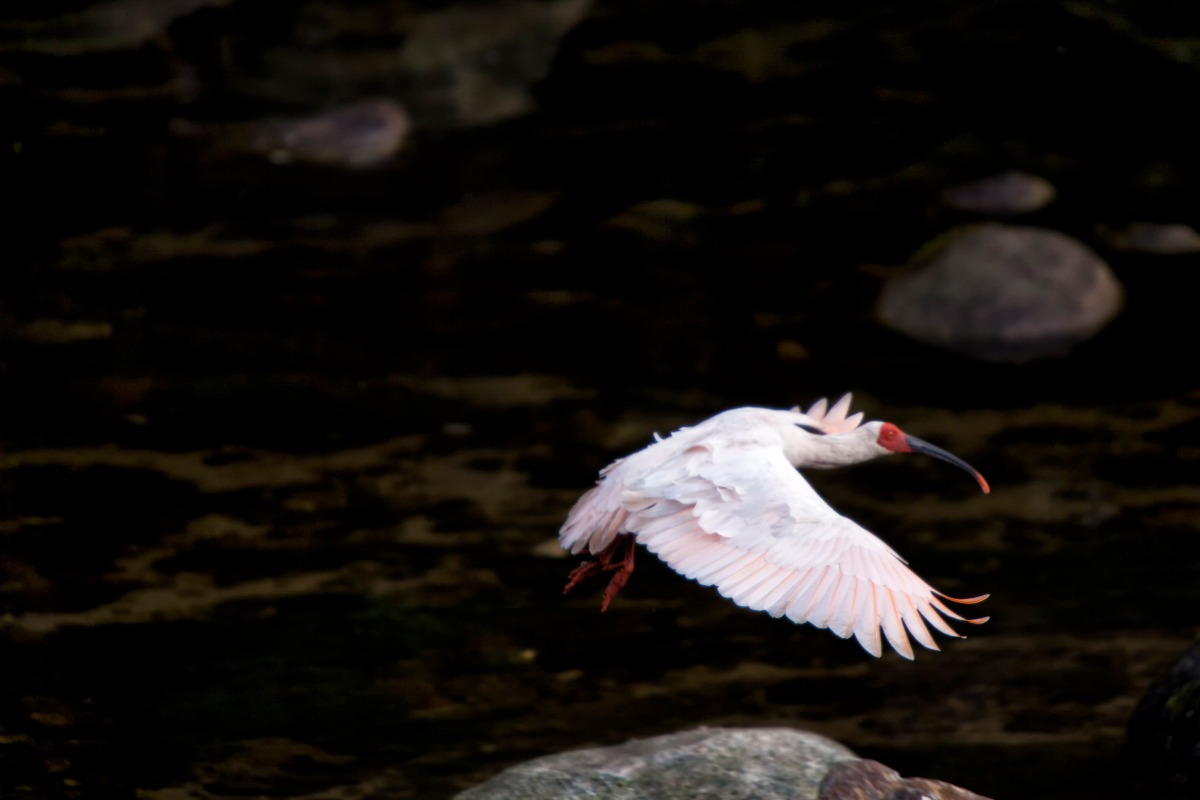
xmin=559 ymin=394 xmax=990 ymax=659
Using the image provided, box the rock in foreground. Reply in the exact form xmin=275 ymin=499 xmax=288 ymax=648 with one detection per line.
xmin=820 ymin=759 xmax=993 ymax=800
xmin=1125 ymin=641 xmax=1200 ymax=797
xmin=877 ymin=223 xmax=1123 ymax=362
xmin=455 ymin=727 xmax=856 ymax=800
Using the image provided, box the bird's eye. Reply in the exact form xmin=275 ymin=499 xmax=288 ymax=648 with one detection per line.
xmin=796 ymin=424 xmax=826 ymax=435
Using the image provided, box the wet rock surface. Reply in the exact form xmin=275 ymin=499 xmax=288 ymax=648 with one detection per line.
xmin=3 ymin=2 xmax=1200 ymax=800
xmin=820 ymin=758 xmax=992 ymax=800
xmin=456 ymin=726 xmax=855 ymax=800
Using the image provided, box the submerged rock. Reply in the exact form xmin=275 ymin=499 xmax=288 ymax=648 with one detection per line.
xmin=396 ymin=0 xmax=594 ymax=128
xmin=1125 ymin=641 xmax=1200 ymax=797
xmin=1099 ymin=222 xmax=1200 ymax=255
xmin=249 ymin=99 xmax=411 ymax=168
xmin=877 ymin=223 xmax=1124 ymax=362
xmin=188 ymin=0 xmax=592 ymax=130
xmin=0 ymin=0 xmax=232 ymax=55
xmin=940 ymin=171 xmax=1056 ymax=215
xmin=820 ymin=759 xmax=992 ymax=800
xmin=172 ymin=99 xmax=411 ymax=168
xmin=455 ymin=727 xmax=856 ymax=800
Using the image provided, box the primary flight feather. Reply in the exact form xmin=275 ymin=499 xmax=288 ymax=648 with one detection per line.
xmin=559 ymin=394 xmax=989 ymax=659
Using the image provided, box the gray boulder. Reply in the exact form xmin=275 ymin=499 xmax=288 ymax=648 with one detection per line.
xmin=877 ymin=223 xmax=1124 ymax=362
xmin=455 ymin=727 xmax=857 ymax=800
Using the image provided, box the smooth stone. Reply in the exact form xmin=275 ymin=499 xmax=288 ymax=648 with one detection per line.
xmin=877 ymin=223 xmax=1124 ymax=362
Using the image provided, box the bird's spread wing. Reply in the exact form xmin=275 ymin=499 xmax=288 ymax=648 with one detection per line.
xmin=621 ymin=442 xmax=986 ymax=659
xmin=559 ymin=457 xmax=632 ymax=556
xmin=561 ymin=396 xmax=860 ymax=556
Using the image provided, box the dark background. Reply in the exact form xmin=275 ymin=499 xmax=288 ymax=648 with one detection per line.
xmin=3 ymin=1 xmax=1200 ymax=798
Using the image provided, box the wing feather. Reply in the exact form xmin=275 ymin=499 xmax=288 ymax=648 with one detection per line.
xmin=671 ymin=537 xmax=731 ymax=577
xmin=852 ymin=584 xmax=882 ymax=656
xmin=894 ymin=590 xmax=939 ymax=651
xmin=766 ymin=570 xmax=813 ymax=617
xmin=717 ymin=559 xmax=773 ymax=596
xmin=919 ymin=602 xmax=961 ymax=638
xmin=878 ymin=588 xmax=913 ymax=659
xmin=693 ymin=549 xmax=761 ymax=583
xmin=688 ymin=545 xmax=756 ymax=581
xmin=620 ymin=442 xmax=984 ymax=659
xmin=809 ymin=572 xmax=846 ymax=631
xmin=830 ymin=576 xmax=858 ymax=639
xmin=739 ymin=566 xmax=796 ymax=609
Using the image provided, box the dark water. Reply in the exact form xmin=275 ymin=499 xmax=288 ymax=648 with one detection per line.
xmin=3 ymin=2 xmax=1200 ymax=798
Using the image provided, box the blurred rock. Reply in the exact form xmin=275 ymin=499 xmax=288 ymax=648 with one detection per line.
xmin=395 ymin=0 xmax=593 ymax=128
xmin=172 ymin=99 xmax=410 ymax=168
xmin=1125 ymin=640 xmax=1200 ymax=797
xmin=250 ymin=99 xmax=411 ymax=168
xmin=193 ymin=738 xmax=355 ymax=795
xmin=0 ymin=311 xmax=114 ymax=345
xmin=0 ymin=0 xmax=232 ymax=55
xmin=820 ymin=759 xmax=992 ymax=800
xmin=437 ymin=190 xmax=561 ymax=236
xmin=877 ymin=223 xmax=1124 ymax=362
xmin=159 ymin=0 xmax=593 ymax=130
xmin=689 ymin=21 xmax=838 ymax=81
xmin=454 ymin=727 xmax=856 ymax=800
xmin=1064 ymin=2 xmax=1200 ymax=71
xmin=1099 ymin=222 xmax=1200 ymax=255
xmin=940 ymin=171 xmax=1056 ymax=215
xmin=605 ymin=198 xmax=708 ymax=241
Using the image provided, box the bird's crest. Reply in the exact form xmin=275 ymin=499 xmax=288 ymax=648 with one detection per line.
xmin=790 ymin=393 xmax=865 ymax=434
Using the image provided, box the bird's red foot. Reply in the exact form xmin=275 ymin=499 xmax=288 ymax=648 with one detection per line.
xmin=563 ymin=559 xmax=602 ymax=595
xmin=563 ymin=535 xmax=637 ymax=611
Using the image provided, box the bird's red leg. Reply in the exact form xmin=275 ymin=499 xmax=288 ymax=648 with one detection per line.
xmin=563 ymin=535 xmax=638 ymax=610
xmin=599 ymin=535 xmax=637 ymax=612
xmin=563 ymin=537 xmax=621 ymax=596
xmin=563 ymin=560 xmax=600 ymax=595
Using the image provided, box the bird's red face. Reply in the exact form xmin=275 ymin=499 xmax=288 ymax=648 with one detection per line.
xmin=876 ymin=422 xmax=912 ymax=453
xmin=876 ymin=421 xmax=990 ymax=494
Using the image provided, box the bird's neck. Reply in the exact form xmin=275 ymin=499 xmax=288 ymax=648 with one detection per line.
xmin=787 ymin=430 xmax=884 ymax=470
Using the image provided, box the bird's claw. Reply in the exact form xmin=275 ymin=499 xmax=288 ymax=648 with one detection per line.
xmin=563 ymin=536 xmax=637 ymax=611
xmin=563 ymin=560 xmax=601 ymax=595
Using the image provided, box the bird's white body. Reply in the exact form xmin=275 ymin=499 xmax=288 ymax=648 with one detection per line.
xmin=559 ymin=394 xmax=987 ymax=660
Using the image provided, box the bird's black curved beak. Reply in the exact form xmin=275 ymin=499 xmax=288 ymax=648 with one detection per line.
xmin=905 ymin=435 xmax=990 ymax=494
